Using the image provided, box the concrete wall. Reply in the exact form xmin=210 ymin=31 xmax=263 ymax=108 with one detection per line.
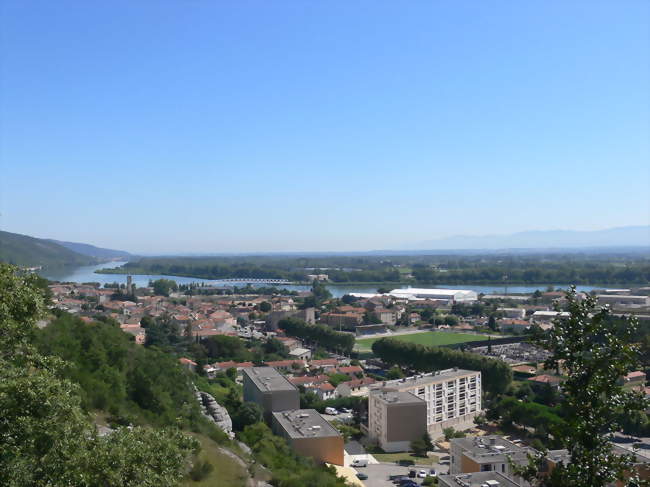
xmin=384 ymin=401 xmax=427 ymax=450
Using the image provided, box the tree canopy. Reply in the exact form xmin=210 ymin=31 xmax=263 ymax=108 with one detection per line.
xmin=0 ymin=264 xmax=198 ymax=486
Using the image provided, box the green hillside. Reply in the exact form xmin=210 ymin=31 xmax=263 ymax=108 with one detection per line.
xmin=0 ymin=230 xmax=96 ymax=268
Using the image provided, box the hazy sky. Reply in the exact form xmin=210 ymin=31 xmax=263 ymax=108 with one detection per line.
xmin=1 ymin=1 xmax=649 ymax=254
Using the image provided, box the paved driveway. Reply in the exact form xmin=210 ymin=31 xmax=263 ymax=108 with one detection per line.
xmin=353 ymin=461 xmax=448 ymax=487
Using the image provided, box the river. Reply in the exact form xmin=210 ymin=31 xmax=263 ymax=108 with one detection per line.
xmin=39 ymin=261 xmax=610 ymax=298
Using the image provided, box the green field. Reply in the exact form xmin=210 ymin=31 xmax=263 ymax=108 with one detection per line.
xmin=355 ymin=331 xmax=489 ymax=352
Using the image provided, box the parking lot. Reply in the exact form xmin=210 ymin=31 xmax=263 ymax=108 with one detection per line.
xmin=352 ymin=461 xmax=448 ymax=487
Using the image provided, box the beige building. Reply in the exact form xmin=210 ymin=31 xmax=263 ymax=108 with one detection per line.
xmin=450 ymin=435 xmax=536 ymax=484
xmin=271 ymin=409 xmax=344 ymax=465
xmin=368 ymin=390 xmax=427 ymax=452
xmin=242 ymin=367 xmax=300 ymax=420
xmin=373 ymin=369 xmax=482 ymax=439
xmin=438 ymin=472 xmax=519 ymax=487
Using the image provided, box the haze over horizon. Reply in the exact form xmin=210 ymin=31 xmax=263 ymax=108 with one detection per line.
xmin=1 ymin=1 xmax=649 ymax=253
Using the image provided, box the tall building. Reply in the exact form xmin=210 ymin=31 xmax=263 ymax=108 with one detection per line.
xmin=271 ymin=409 xmax=344 ymax=465
xmin=373 ymin=368 xmax=482 ymax=438
xmin=368 ymin=390 xmax=427 ymax=452
xmin=242 ymin=367 xmax=300 ymax=420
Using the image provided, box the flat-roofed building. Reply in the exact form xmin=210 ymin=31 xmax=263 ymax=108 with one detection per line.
xmin=597 ymin=295 xmax=650 ymax=308
xmin=368 ymin=390 xmax=427 ymax=452
xmin=242 ymin=367 xmax=300 ymax=420
xmin=271 ymin=409 xmax=344 ymax=465
xmin=450 ymin=435 xmax=537 ymax=483
xmin=497 ymin=308 xmax=526 ymax=320
xmin=388 ymin=288 xmax=478 ymax=303
xmin=373 ymin=368 xmax=482 ymax=439
xmin=438 ymin=472 xmax=520 ymax=487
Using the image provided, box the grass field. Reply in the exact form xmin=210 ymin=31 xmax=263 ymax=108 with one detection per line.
xmin=355 ymin=331 xmax=489 ymax=352
xmin=182 ymin=433 xmax=249 ymax=487
xmin=372 ymin=452 xmax=439 ymax=466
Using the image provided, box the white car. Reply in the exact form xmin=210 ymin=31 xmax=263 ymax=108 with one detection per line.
xmin=417 ymin=470 xmax=427 ymax=478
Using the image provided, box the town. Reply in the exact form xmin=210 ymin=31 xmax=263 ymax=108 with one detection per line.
xmin=47 ymin=276 xmax=650 ymax=486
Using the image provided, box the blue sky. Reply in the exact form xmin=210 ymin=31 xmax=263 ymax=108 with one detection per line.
xmin=1 ymin=1 xmax=648 ymax=253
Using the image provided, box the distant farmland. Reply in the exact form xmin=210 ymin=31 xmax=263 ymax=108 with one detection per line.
xmin=355 ymin=331 xmax=489 ymax=352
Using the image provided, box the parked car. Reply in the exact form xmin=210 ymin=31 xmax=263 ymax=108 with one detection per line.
xmin=408 ymin=469 xmax=417 ymax=478
xmin=356 ymin=473 xmax=368 ymax=480
xmin=429 ymin=469 xmax=437 ymax=477
xmin=324 ymin=407 xmax=339 ymax=415
xmin=341 ymin=407 xmax=352 ymax=413
xmin=351 ymin=459 xmax=368 ymax=467
xmin=399 ymin=479 xmax=418 ymax=487
xmin=417 ymin=469 xmax=427 ymax=478
xmin=391 ymin=476 xmax=409 ymax=484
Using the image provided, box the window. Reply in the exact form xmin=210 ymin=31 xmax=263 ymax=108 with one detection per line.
xmin=418 ymin=388 xmax=425 ymax=395
xmin=481 ymin=465 xmax=492 ymax=472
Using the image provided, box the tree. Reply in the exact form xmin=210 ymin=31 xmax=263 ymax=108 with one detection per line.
xmin=0 ymin=264 xmax=197 ymax=486
xmin=411 ymin=437 xmax=428 ymax=456
xmin=443 ymin=427 xmax=455 ymax=441
xmin=488 ymin=315 xmax=498 ymax=331
xmin=473 ymin=413 xmax=487 ymax=427
xmin=423 ymin=432 xmax=434 ymax=451
xmin=519 ymin=288 xmax=648 ymax=487
xmin=263 ymin=337 xmax=289 ymax=357
xmin=151 ymin=279 xmax=178 ymax=297
xmin=259 ymin=301 xmax=272 ymax=312
xmin=443 ymin=315 xmax=459 ymax=327
xmin=371 ymin=338 xmax=512 ymax=394
xmin=363 ymin=311 xmax=382 ymax=325
xmin=386 ymin=366 xmax=405 ymax=380
xmin=232 ymin=401 xmax=263 ymax=431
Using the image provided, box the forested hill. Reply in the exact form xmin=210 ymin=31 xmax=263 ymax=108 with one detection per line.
xmin=47 ymin=239 xmax=132 ymax=260
xmin=0 ymin=230 xmax=96 ymax=268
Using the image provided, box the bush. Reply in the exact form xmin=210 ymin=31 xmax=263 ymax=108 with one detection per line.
xmin=189 ymin=459 xmax=214 ymax=481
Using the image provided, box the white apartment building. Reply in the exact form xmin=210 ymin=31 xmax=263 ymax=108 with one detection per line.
xmin=373 ymin=368 xmax=482 ymax=439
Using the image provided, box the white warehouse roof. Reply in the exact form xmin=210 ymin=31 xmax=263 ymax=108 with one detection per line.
xmin=388 ymin=288 xmax=478 ymax=302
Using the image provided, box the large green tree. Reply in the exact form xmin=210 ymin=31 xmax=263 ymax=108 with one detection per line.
xmin=520 ymin=288 xmax=648 ymax=487
xmin=0 ymin=264 xmax=197 ymax=486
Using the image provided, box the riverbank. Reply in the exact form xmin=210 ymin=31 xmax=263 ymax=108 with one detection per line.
xmin=40 ymin=262 xmax=627 ymax=298
xmin=93 ymin=267 xmax=627 ymax=288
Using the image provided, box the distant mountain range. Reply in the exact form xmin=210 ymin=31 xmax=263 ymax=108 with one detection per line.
xmin=0 ymin=230 xmax=132 ymax=268
xmin=406 ymin=225 xmax=650 ymax=251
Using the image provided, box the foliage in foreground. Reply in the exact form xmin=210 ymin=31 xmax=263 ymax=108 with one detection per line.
xmin=518 ymin=289 xmax=649 ymax=487
xmin=0 ymin=264 xmax=198 ymax=486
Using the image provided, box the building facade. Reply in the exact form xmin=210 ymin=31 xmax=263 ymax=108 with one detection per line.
xmin=271 ymin=409 xmax=344 ymax=465
xmin=373 ymin=369 xmax=482 ymax=439
xmin=242 ymin=367 xmax=300 ymax=420
xmin=368 ymin=390 xmax=427 ymax=452
xmin=450 ymin=435 xmax=536 ymax=484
